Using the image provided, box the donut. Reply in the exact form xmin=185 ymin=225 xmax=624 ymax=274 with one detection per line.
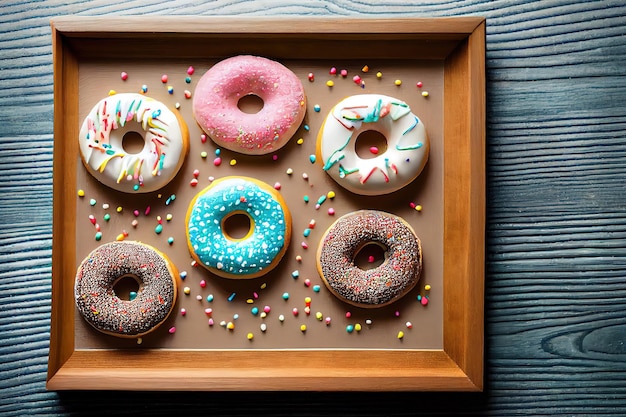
xmin=192 ymin=55 xmax=306 ymax=155
xmin=316 ymin=94 xmax=429 ymax=195
xmin=316 ymin=210 xmax=422 ymax=308
xmin=79 ymin=92 xmax=189 ymax=193
xmin=74 ymin=241 xmax=178 ymax=338
xmin=186 ymin=176 xmax=292 ymax=279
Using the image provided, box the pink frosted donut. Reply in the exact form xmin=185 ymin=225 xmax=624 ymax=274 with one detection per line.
xmin=192 ymin=55 xmax=306 ymax=155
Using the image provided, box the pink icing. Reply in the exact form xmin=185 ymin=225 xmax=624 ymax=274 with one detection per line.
xmin=192 ymin=55 xmax=306 ymax=155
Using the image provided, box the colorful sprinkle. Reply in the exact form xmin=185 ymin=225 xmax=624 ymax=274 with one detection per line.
xmin=425 ymin=284 xmax=431 ymax=291
xmin=329 ymin=67 xmax=337 ymax=75
xmin=154 ymin=224 xmax=163 ymax=234
xmin=161 ymin=74 xmax=168 ymax=83
xmin=229 ymin=159 xmax=237 ymax=166
xmin=168 ymin=326 xmax=176 ymax=334
xmin=167 ymin=237 xmax=174 ymax=245
xmin=397 ymin=331 xmax=404 ymax=339
xmin=77 ymin=189 xmax=85 ymax=197
xmin=340 ymin=69 xmax=348 ymax=77
xmin=282 ymin=292 xmax=290 ymax=300
xmin=422 ymin=91 xmax=429 ymax=97
xmin=228 ymin=292 xmax=236 ymax=302
xmin=89 ymin=198 xmax=96 ymax=206
xmin=247 ymin=332 xmax=254 ymax=340
xmin=300 ymin=324 xmax=307 ymax=332
xmin=309 ymin=154 xmax=316 ymax=163
xmin=260 ymin=323 xmax=267 ymax=332
xmin=346 ymin=324 xmax=354 ymax=333
xmin=376 ymin=71 xmax=383 ymax=79
xmin=394 ymin=79 xmax=402 ymax=86
xmin=183 ymin=287 xmax=190 ymax=295
xmin=416 ymin=81 xmax=423 ymax=88
xmin=362 ymin=65 xmax=369 ymax=73
xmin=326 ymin=80 xmax=334 ymax=87
xmin=313 ymin=285 xmax=321 ymax=292
xmin=308 ymin=72 xmax=314 ymax=82
xmin=120 ymin=72 xmax=128 ymax=81
xmin=297 ymin=138 xmax=304 ymax=145
xmin=95 ymin=232 xmax=102 ymax=241
xmin=352 ymin=75 xmax=361 ymax=85
xmin=421 ymin=296 xmax=429 ymax=306
xmin=314 ymin=104 xmax=321 ymax=112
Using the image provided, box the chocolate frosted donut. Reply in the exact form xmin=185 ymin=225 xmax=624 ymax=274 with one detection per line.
xmin=317 ymin=210 xmax=422 ymax=308
xmin=74 ymin=241 xmax=178 ymax=338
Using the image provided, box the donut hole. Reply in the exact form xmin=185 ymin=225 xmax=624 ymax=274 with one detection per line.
xmin=237 ymin=94 xmax=264 ymax=114
xmin=222 ymin=211 xmax=254 ymax=241
xmin=353 ymin=242 xmax=387 ymax=270
xmin=112 ymin=275 xmax=141 ymax=301
xmin=121 ymin=130 xmax=146 ymax=154
xmin=355 ymin=130 xmax=388 ymax=159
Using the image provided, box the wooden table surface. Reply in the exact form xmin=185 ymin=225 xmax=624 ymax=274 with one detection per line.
xmin=2 ymin=0 xmax=626 ymax=415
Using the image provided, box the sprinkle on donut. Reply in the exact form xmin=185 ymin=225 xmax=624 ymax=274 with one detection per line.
xmin=74 ymin=241 xmax=178 ymax=338
xmin=317 ymin=210 xmax=422 ymax=308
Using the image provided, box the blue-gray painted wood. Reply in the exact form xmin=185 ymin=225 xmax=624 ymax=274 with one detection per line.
xmin=1 ymin=0 xmax=626 ymax=415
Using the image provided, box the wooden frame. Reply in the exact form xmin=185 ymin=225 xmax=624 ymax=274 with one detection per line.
xmin=48 ymin=16 xmax=485 ymax=391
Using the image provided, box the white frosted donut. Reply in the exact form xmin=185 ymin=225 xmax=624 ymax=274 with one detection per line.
xmin=192 ymin=55 xmax=306 ymax=155
xmin=316 ymin=94 xmax=429 ymax=195
xmin=79 ymin=93 xmax=189 ymax=193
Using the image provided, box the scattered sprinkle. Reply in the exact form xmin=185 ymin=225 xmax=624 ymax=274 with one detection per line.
xmin=425 ymin=284 xmax=431 ymax=291
xmin=308 ymin=73 xmax=314 ymax=82
xmin=416 ymin=81 xmax=423 ymax=88
xmin=161 ymin=74 xmax=168 ymax=83
xmin=300 ymin=324 xmax=307 ymax=332
xmin=229 ymin=159 xmax=237 ymax=166
xmin=77 ymin=189 xmax=85 ymax=197
xmin=346 ymin=324 xmax=354 ymax=333
xmin=168 ymin=326 xmax=176 ymax=334
xmin=247 ymin=332 xmax=254 ymax=340
xmin=282 ymin=292 xmax=290 ymax=300
xmin=314 ymin=104 xmax=321 ymax=112
xmin=183 ymin=286 xmax=190 ymax=295
xmin=376 ymin=71 xmax=383 ymax=79
xmin=309 ymin=154 xmax=316 ymax=164
xmin=120 ymin=72 xmax=128 ymax=81
xmin=260 ymin=323 xmax=267 ymax=332
xmin=352 ymin=75 xmax=361 ymax=85
xmin=228 ymin=292 xmax=236 ymax=302
xmin=180 ymin=271 xmax=187 ymax=280
xmin=329 ymin=67 xmax=337 ymax=75
xmin=394 ymin=79 xmax=402 ymax=86
xmin=187 ymin=66 xmax=195 ymax=75
xmin=313 ymin=285 xmax=321 ymax=293
xmin=397 ymin=331 xmax=404 ymax=339
xmin=154 ymin=224 xmax=163 ymax=234
xmin=95 ymin=232 xmax=102 ymax=241
xmin=422 ymin=91 xmax=429 ymax=97
xmin=326 ymin=80 xmax=334 ymax=87
xmin=297 ymin=138 xmax=304 ymax=145
xmin=89 ymin=198 xmax=96 ymax=206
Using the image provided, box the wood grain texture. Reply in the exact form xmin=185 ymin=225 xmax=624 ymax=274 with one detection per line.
xmin=1 ymin=0 xmax=626 ymax=415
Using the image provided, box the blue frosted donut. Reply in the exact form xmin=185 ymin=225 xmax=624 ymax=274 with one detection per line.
xmin=186 ymin=176 xmax=292 ymax=278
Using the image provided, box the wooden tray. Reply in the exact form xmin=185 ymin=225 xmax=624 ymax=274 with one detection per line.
xmin=48 ymin=16 xmax=485 ymax=391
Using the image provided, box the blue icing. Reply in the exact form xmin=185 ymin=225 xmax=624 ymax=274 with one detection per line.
xmin=187 ymin=178 xmax=287 ymax=276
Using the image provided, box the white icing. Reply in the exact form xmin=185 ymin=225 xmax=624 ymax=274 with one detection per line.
xmin=79 ymin=93 xmax=187 ymax=193
xmin=318 ymin=94 xmax=429 ymax=195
